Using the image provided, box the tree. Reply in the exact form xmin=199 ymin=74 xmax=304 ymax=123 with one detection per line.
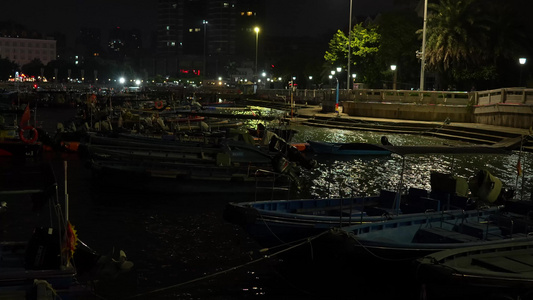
xmin=0 ymin=57 xmax=18 ymax=80
xmin=424 ymin=0 xmax=490 ymax=72
xmin=422 ymin=0 xmax=531 ymax=89
xmin=375 ymin=11 xmax=421 ymax=89
xmin=21 ymin=58 xmax=45 ymax=79
xmin=324 ymin=23 xmax=380 ymax=86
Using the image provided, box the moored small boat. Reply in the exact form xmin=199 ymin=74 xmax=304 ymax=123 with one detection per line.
xmin=414 ymin=240 xmax=533 ymax=299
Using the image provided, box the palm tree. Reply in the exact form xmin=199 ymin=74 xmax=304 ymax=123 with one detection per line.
xmin=423 ymin=0 xmax=531 ymax=89
xmin=424 ymin=0 xmax=490 ymax=72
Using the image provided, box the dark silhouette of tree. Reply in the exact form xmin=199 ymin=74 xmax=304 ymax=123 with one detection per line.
xmin=21 ymin=58 xmax=45 ymax=79
xmin=375 ymin=11 xmax=421 ymax=89
xmin=0 ymin=57 xmax=18 ymax=80
xmin=423 ymin=0 xmax=531 ymax=89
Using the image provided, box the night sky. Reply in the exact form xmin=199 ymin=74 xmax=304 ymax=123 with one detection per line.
xmin=0 ymin=0 xmax=394 ymax=43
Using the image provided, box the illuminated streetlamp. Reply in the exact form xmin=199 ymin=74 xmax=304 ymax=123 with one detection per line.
xmin=347 ymin=0 xmax=353 ymax=89
xmin=254 ymin=27 xmax=260 ymax=79
xmin=419 ymin=0 xmax=428 ymax=91
xmin=390 ymin=65 xmax=397 ymax=90
xmin=203 ymin=20 xmax=208 ymax=77
xmin=519 ymin=57 xmax=527 ymax=87
xmin=331 ymin=70 xmax=340 ymax=113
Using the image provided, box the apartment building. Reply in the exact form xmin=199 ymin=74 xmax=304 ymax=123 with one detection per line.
xmin=0 ymin=37 xmax=56 ymax=66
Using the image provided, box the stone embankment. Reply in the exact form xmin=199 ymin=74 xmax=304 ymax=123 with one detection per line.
xmin=243 ymin=98 xmax=533 ymax=152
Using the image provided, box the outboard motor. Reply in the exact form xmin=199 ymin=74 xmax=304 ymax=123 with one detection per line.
xmin=381 ymin=136 xmax=393 ymax=146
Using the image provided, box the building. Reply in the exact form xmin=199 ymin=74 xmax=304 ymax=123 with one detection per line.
xmin=0 ymin=36 xmax=56 ymax=67
xmin=155 ymin=0 xmax=264 ymax=79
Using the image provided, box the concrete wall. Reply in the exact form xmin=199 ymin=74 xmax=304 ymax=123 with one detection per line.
xmin=256 ymin=87 xmax=533 ymax=129
xmin=342 ymin=101 xmax=473 ymax=123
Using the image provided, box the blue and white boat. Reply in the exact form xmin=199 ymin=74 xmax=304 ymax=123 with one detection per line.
xmin=223 ymin=181 xmax=486 ymax=248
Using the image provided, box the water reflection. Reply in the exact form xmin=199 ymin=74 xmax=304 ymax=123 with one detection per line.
xmin=289 ymin=125 xmax=532 ymax=201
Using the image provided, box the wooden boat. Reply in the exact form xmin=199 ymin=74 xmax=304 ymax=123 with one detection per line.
xmin=0 ymin=106 xmax=43 ymax=158
xmin=0 ymin=162 xmax=133 ymax=298
xmin=223 ymin=186 xmax=480 ymax=247
xmin=289 ymin=204 xmax=533 ymax=290
xmin=414 ymin=240 xmax=533 ymax=299
xmin=88 ymin=158 xmax=296 ymax=195
xmin=307 ymin=140 xmax=391 ymax=156
xmin=0 ymin=137 xmax=42 ymax=157
xmin=82 ymin=132 xmax=309 ymax=194
xmin=225 ymin=139 xmax=517 ymax=249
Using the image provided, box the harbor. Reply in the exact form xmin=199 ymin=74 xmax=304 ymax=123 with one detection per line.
xmin=2 ymin=0 xmax=533 ymax=298
xmin=1 ymin=93 xmax=530 ymax=299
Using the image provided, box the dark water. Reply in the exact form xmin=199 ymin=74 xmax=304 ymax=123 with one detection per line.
xmin=26 ymin=107 xmax=533 ymax=299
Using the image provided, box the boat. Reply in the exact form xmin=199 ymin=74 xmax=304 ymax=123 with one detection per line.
xmin=0 ymin=161 xmax=133 ymax=299
xmin=81 ymin=131 xmax=314 ymax=194
xmin=223 ymin=184 xmax=480 ymax=248
xmin=224 ymin=138 xmax=518 ymax=248
xmin=414 ymin=240 xmax=533 ymax=299
xmin=0 ymin=106 xmax=43 ymax=158
xmin=282 ymin=204 xmax=533 ymax=292
xmin=306 ymin=140 xmax=392 ymax=156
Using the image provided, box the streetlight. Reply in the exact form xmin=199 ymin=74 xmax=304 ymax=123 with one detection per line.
xmin=331 ymin=70 xmax=340 ymax=113
xmin=254 ymin=27 xmax=260 ymax=80
xmin=352 ymin=73 xmax=357 ymax=89
xmin=347 ymin=0 xmax=353 ymax=90
xmin=419 ymin=0 xmax=428 ymax=91
xmin=519 ymin=57 xmax=527 ymax=87
xmin=203 ymin=20 xmax=208 ymax=78
xmin=390 ymin=65 xmax=397 ymax=90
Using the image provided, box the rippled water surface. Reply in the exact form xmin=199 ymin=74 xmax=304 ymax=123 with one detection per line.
xmin=32 ymin=107 xmax=533 ymax=299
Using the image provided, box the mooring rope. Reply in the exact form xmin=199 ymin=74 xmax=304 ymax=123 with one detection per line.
xmin=123 ymin=230 xmax=329 ymax=299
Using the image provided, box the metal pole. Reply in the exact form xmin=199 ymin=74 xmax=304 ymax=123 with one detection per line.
xmin=255 ymin=30 xmax=259 ymax=78
xmin=420 ymin=0 xmax=428 ymax=91
xmin=336 ymin=78 xmax=339 ymax=113
xmin=203 ymin=20 xmax=208 ymax=78
xmin=347 ymin=0 xmax=353 ymax=90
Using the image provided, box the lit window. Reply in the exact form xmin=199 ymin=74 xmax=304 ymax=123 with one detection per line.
xmin=189 ymin=28 xmax=193 ymax=32
xmin=166 ymin=26 xmax=170 ymax=30
xmin=247 ymin=11 xmax=252 ymax=16
xmin=223 ymin=2 xmax=229 ymax=7
xmin=241 ymin=12 xmax=244 ymax=16
xmin=195 ymin=28 xmax=200 ymax=32
xmin=171 ymin=42 xmax=176 ymax=46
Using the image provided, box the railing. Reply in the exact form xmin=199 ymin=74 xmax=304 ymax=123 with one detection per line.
xmin=257 ymin=87 xmax=533 ymax=107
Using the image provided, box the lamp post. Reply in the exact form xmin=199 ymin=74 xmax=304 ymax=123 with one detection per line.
xmin=519 ymin=57 xmax=527 ymax=87
xmin=331 ymin=70 xmax=340 ymax=113
xmin=290 ymin=76 xmax=296 ymax=117
xmin=203 ymin=20 xmax=208 ymax=78
xmin=254 ymin=27 xmax=260 ymax=80
xmin=419 ymin=0 xmax=428 ymax=91
xmin=390 ymin=65 xmax=397 ymax=90
xmin=347 ymin=0 xmax=353 ymax=90
xmin=352 ymin=73 xmax=357 ymax=89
